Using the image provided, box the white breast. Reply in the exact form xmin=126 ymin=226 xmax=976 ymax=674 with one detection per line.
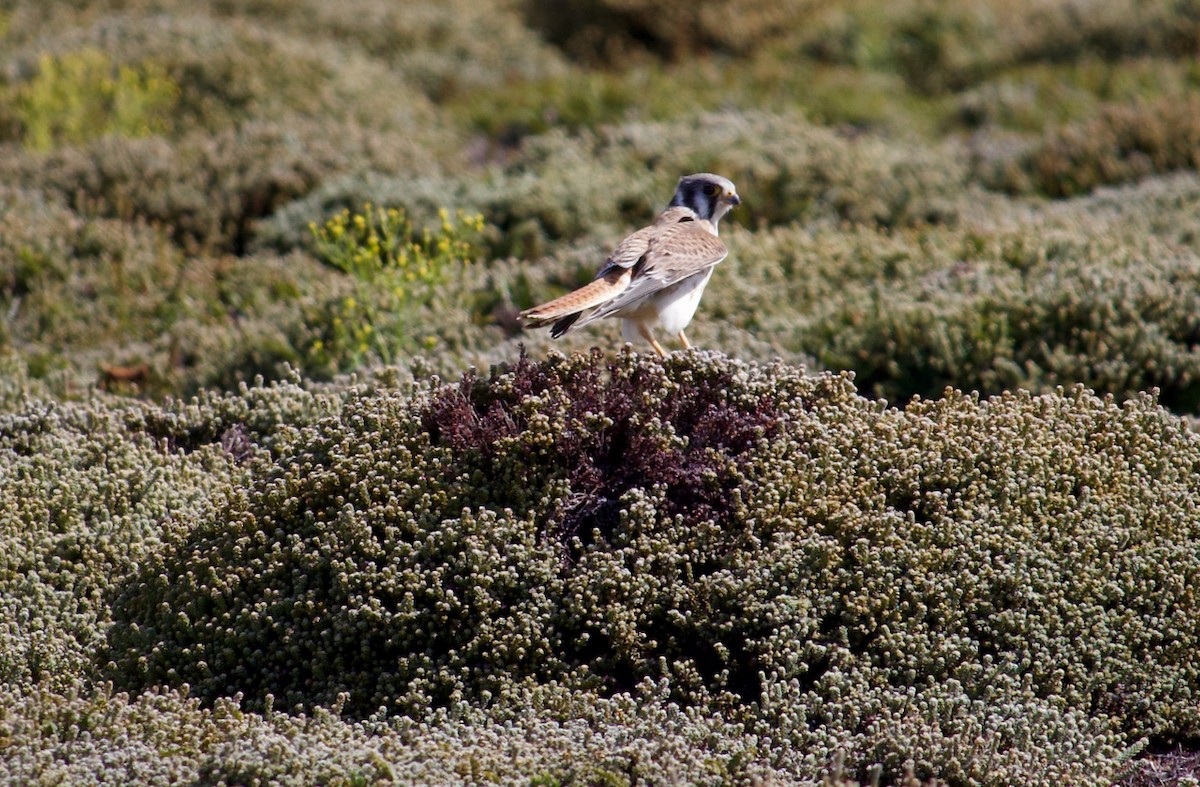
xmin=653 ymin=268 xmax=715 ymax=334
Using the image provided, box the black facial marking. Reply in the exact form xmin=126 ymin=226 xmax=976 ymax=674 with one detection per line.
xmin=670 ymin=176 xmax=731 ymax=222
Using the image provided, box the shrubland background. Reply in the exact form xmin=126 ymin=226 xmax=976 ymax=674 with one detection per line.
xmin=2 ymin=0 xmax=1200 ymax=784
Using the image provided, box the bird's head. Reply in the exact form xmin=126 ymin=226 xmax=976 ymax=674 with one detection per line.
xmin=668 ymin=173 xmax=740 ymax=228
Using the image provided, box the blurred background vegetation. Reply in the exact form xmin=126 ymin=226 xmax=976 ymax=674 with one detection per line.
xmin=4 ymin=1 xmax=1200 ymax=784
xmin=1 ymin=0 xmax=1199 ymax=406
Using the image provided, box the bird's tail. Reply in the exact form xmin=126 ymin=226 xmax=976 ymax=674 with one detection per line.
xmin=519 ymin=269 xmax=631 ymax=334
xmin=549 ymin=313 xmax=581 ymax=338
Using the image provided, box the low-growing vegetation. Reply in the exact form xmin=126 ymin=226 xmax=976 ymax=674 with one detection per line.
xmin=306 ymin=205 xmax=484 ymax=372
xmin=8 ymin=48 xmax=178 ymax=150
xmin=3 ymin=352 xmax=1198 ymax=784
xmin=4 ymin=0 xmax=1200 ymax=783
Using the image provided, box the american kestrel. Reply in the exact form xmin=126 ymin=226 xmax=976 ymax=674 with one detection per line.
xmin=520 ymin=173 xmax=741 ymax=357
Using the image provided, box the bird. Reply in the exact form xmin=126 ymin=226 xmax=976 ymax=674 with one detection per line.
xmin=519 ymin=173 xmax=740 ymax=357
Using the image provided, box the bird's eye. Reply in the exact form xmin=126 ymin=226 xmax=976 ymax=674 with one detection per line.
xmin=702 ymin=184 xmax=719 ymax=196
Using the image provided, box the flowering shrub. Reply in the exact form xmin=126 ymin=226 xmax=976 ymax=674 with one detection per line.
xmin=306 ymin=204 xmax=484 ymax=371
xmin=9 ymin=48 xmax=178 ymax=150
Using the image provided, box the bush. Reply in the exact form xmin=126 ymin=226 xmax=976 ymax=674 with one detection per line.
xmin=306 ymin=205 xmax=485 ymax=372
xmin=7 ymin=47 xmax=178 ymax=150
xmin=0 ymin=680 xmax=792 ymax=785
xmin=522 ymin=0 xmax=817 ymax=63
xmin=3 ymin=0 xmax=1200 ymax=782
xmin=197 ymin=0 xmax=570 ymax=99
xmin=0 ymin=188 xmax=184 ymax=392
xmin=104 ymin=350 xmax=784 ymax=718
xmin=0 ymin=12 xmax=448 ymax=136
xmin=984 ymin=95 xmax=1200 ymax=197
xmin=449 ymin=53 xmax=948 ymax=148
xmin=812 ymin=238 xmax=1200 ymax=409
xmin=952 ymin=57 xmax=1197 ymax=134
xmin=0 ymin=395 xmax=238 ymax=692
xmin=0 ymin=366 xmax=345 ymax=693
xmin=0 ymin=0 xmax=567 ymax=109
xmin=0 ymin=116 xmax=445 ymax=254
xmin=259 ymin=110 xmax=968 ymax=258
xmin=0 ymin=186 xmax=367 ymax=395
xmin=617 ymin=111 xmax=967 ymax=229
xmin=794 ymin=0 xmax=1200 ymax=95
xmin=150 ymin=251 xmax=353 ymax=395
xmin=99 ymin=350 xmax=1199 ymax=783
xmin=324 ymin=0 xmax=569 ymax=99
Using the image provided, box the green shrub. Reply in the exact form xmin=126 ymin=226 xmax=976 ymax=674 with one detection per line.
xmin=0 ymin=186 xmax=80 ymax=296
xmin=952 ymin=57 xmax=1198 ymax=134
xmin=548 ymin=111 xmax=967 ymax=231
xmin=0 ymin=680 xmax=792 ymax=785
xmin=521 ymin=0 xmax=815 ymax=63
xmin=794 ymin=0 xmax=1200 ymax=95
xmin=0 ymin=0 xmax=565 ymax=113
xmin=306 ymin=205 xmax=485 ymax=372
xmin=0 ymin=186 xmax=362 ymax=395
xmin=0 ymin=116 xmax=444 ymax=254
xmin=0 ymin=397 xmax=237 ymax=691
xmin=1 ymin=12 xmax=450 ymax=136
xmin=0 ymin=364 xmax=351 ymax=690
xmin=8 ymin=47 xmax=178 ymax=150
xmin=0 ymin=188 xmax=182 ymax=394
xmin=259 ymin=110 xmax=968 ymax=259
xmin=812 ymin=238 xmax=1200 ymax=409
xmin=336 ymin=0 xmax=569 ymax=99
xmin=152 ymin=252 xmax=352 ymax=395
xmin=101 ymin=350 xmax=1199 ymax=782
xmin=450 ymin=54 xmax=944 ymax=148
xmin=195 ymin=0 xmax=570 ymax=99
xmin=985 ymin=95 xmax=1200 ymax=197
xmin=4 ymin=0 xmax=1200 ymax=782
xmin=451 ymin=70 xmax=643 ymax=141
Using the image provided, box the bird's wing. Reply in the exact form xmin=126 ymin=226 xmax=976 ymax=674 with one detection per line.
xmin=583 ymin=221 xmax=727 ymax=322
xmin=602 ymin=224 xmax=660 ymax=272
xmin=596 ymin=206 xmax=698 ymax=273
xmin=519 ymin=208 xmax=699 ymax=326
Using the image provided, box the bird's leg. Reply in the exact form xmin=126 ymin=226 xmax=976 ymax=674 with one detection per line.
xmin=638 ymin=324 xmax=668 ymax=358
xmin=677 ymin=330 xmax=691 ymax=350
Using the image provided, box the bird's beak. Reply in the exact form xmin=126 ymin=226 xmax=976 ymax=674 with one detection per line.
xmin=724 ymin=192 xmax=741 ymax=207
